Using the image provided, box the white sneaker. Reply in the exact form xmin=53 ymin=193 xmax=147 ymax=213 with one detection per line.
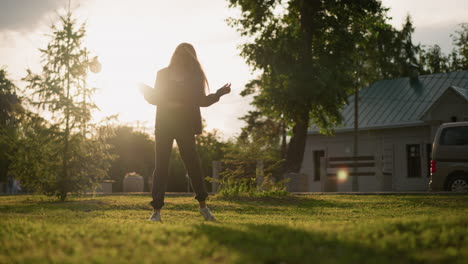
xmin=149 ymin=211 xmax=162 ymax=222
xmin=199 ymin=207 xmax=216 ymax=221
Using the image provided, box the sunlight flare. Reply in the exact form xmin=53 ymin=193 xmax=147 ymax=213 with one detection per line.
xmin=337 ymin=169 xmax=348 ymax=182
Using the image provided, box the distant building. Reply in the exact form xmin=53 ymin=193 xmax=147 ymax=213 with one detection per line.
xmin=301 ymin=70 xmax=468 ymax=192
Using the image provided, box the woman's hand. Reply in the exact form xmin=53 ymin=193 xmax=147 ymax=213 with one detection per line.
xmin=216 ymin=83 xmax=231 ymax=97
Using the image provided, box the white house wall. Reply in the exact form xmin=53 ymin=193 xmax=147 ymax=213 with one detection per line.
xmin=303 ymin=126 xmax=432 ymax=192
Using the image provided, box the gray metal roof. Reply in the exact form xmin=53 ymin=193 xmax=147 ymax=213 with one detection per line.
xmin=452 ymin=86 xmax=468 ymax=101
xmin=309 ymin=70 xmax=468 ymax=134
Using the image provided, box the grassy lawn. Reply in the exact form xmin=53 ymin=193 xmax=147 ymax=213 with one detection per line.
xmin=0 ymin=194 xmax=467 ymax=264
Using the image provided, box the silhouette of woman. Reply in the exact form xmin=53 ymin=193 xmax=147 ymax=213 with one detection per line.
xmin=140 ymin=43 xmax=231 ymax=222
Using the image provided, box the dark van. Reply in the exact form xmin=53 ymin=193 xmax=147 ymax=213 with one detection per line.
xmin=430 ymin=122 xmax=468 ymax=192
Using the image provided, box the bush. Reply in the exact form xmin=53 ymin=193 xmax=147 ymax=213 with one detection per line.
xmin=206 ymin=137 xmax=289 ymax=198
xmin=5 ymin=113 xmax=114 ymax=199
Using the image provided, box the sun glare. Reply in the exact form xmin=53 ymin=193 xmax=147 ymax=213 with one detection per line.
xmin=83 ymin=7 xmax=175 ymax=128
xmin=337 ymin=169 xmax=348 ymax=182
xmin=71 ymin=0 xmax=251 ymax=137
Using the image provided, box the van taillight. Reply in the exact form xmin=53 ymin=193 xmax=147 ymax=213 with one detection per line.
xmin=430 ymin=160 xmax=436 ymax=174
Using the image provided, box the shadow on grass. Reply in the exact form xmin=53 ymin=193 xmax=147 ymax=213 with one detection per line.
xmin=0 ymin=197 xmax=152 ymax=214
xmin=0 ymin=194 xmax=356 ymax=216
xmin=397 ymin=195 xmax=468 ymax=209
xmin=212 ymin=194 xmax=356 ymax=211
xmin=193 ymin=223 xmax=413 ymax=264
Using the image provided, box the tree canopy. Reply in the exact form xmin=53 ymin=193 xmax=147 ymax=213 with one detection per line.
xmin=0 ymin=68 xmax=22 ymax=183
xmin=228 ymin=0 xmax=399 ymax=173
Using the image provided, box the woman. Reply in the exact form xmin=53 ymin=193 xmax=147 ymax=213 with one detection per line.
xmin=140 ymin=43 xmax=231 ymax=222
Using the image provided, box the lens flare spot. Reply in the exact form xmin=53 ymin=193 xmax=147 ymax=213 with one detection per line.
xmin=337 ymin=169 xmax=348 ymax=181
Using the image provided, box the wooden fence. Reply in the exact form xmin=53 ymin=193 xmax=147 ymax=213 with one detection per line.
xmin=213 ymin=154 xmax=389 ymax=193
xmin=320 ymin=155 xmax=384 ymax=192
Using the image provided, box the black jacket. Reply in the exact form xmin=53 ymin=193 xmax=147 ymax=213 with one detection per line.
xmin=143 ymin=67 xmax=220 ymax=134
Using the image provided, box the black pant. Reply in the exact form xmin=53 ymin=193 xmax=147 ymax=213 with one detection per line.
xmin=150 ymin=129 xmax=208 ymax=209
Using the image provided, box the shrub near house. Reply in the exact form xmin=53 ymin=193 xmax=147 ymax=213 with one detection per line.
xmin=123 ymin=172 xmax=144 ymax=192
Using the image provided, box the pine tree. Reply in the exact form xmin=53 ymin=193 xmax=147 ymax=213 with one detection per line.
xmin=21 ymin=9 xmax=112 ymax=201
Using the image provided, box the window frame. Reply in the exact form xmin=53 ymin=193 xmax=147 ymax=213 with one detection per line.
xmin=406 ymin=144 xmax=421 ymax=178
xmin=313 ymin=150 xmax=325 ymax=182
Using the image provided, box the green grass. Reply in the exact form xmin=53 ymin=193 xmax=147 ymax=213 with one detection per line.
xmin=0 ymin=194 xmax=467 ymax=264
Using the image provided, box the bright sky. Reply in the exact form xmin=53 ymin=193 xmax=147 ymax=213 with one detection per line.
xmin=0 ymin=0 xmax=466 ymax=138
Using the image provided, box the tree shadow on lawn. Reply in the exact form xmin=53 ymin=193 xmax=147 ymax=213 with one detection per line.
xmin=213 ymin=194 xmax=320 ymax=204
xmin=396 ymin=195 xmax=468 ymax=209
xmin=0 ymin=195 xmax=355 ymax=216
xmin=212 ymin=195 xmax=356 ymax=211
xmin=1 ymin=195 xmax=160 ymax=213
xmin=193 ymin=223 xmax=414 ymax=264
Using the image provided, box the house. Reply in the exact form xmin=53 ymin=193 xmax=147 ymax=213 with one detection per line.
xmin=300 ymin=70 xmax=468 ymax=192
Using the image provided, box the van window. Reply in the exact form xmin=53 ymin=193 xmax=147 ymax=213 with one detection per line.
xmin=440 ymin=127 xmax=468 ymax=145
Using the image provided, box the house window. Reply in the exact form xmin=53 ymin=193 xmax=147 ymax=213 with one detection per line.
xmin=407 ymin=144 xmax=421 ymax=178
xmin=313 ymin=150 xmax=325 ymax=181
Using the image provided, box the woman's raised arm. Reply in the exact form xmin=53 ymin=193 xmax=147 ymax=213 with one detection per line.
xmin=190 ymin=83 xmax=231 ymax=107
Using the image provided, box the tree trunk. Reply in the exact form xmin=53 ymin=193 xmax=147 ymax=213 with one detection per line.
xmin=282 ymin=0 xmax=318 ymax=175
xmin=283 ymin=111 xmax=309 ymax=173
xmin=280 ymin=119 xmax=287 ymax=160
xmin=60 ymin=16 xmax=72 ymax=202
xmin=60 ymin=191 xmax=67 ymax=201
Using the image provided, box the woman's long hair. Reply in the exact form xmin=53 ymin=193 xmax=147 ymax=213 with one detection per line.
xmin=169 ymin=43 xmax=209 ymax=93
